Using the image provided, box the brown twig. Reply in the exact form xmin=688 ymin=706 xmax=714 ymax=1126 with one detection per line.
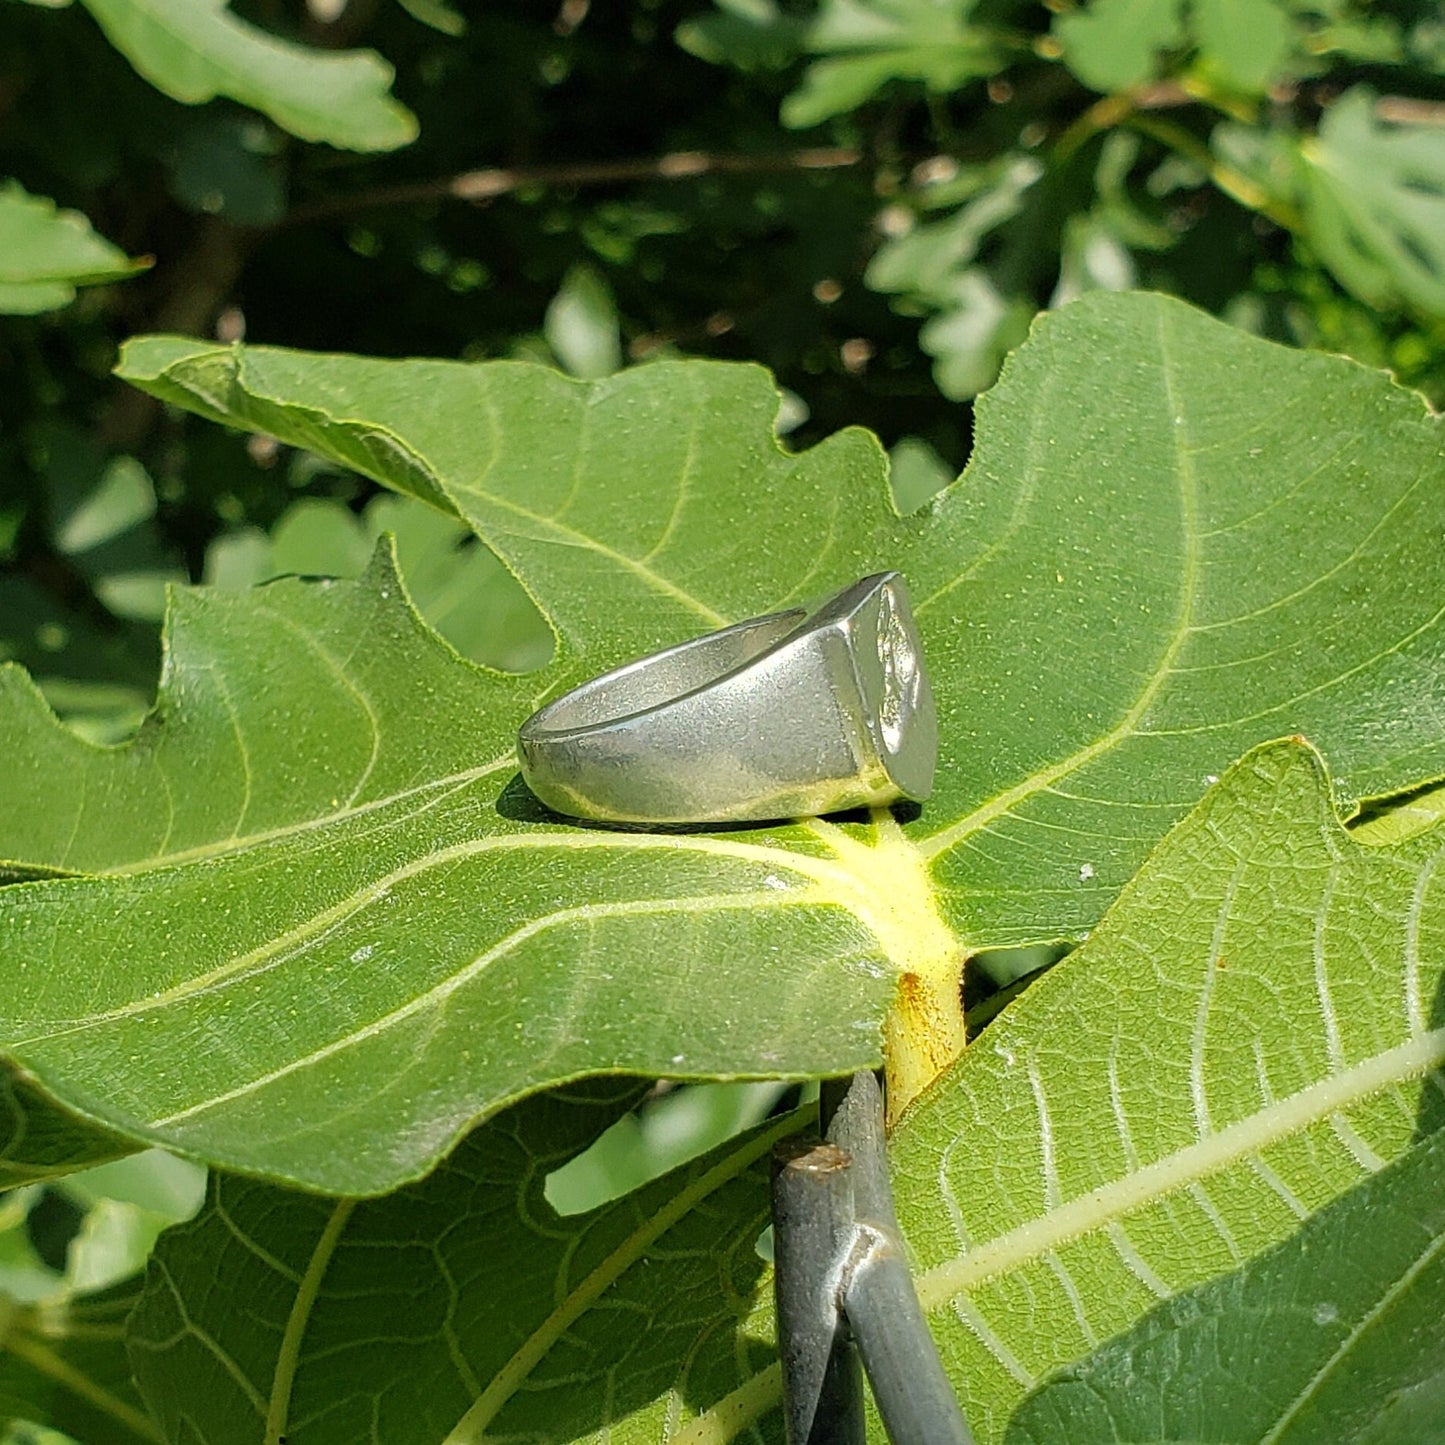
xmin=278 ymin=147 xmax=862 ymax=229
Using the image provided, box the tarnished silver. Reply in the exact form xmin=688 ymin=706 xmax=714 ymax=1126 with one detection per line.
xmin=516 ymin=572 xmax=936 ymax=824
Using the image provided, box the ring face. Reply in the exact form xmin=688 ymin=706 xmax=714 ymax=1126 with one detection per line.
xmin=517 ymin=572 xmax=937 ymax=824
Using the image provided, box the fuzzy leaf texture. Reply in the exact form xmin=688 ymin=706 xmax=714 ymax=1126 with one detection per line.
xmin=696 ymin=740 xmax=1445 ymax=1439
xmin=1005 ymin=1126 xmax=1445 ymax=1443
xmin=0 ymin=292 xmax=1442 ymax=1196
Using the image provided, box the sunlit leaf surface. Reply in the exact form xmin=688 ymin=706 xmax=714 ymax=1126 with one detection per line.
xmin=0 ymin=294 xmax=1440 ymax=1198
xmin=122 ymin=742 xmax=1445 ymax=1442
xmin=695 ymin=741 xmax=1445 ymax=1438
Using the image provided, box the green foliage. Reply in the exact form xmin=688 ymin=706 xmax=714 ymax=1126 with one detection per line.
xmin=2 ymin=1 xmax=1444 ymax=1440
xmin=1296 ymin=87 xmax=1445 ymax=316
xmin=3 ymin=289 xmax=1445 ymax=1435
xmin=0 ymin=1149 xmax=202 ymax=1444
xmin=1006 ymin=1126 xmax=1445 ymax=1442
xmin=1055 ymin=0 xmax=1187 ymax=94
xmin=782 ymin=0 xmax=1008 ymax=129
xmin=115 ymin=295 xmax=1445 ymax=951
xmin=0 ymin=182 xmax=143 ymax=314
xmin=681 ymin=0 xmax=1445 ymax=400
xmin=73 ymin=0 xmax=416 ymax=152
xmin=887 ymin=738 xmax=1445 ymax=1438
xmin=126 ymin=1083 xmax=790 ymax=1443
xmin=0 ymin=1277 xmax=159 ymax=1445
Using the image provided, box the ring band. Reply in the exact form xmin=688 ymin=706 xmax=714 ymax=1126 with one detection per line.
xmin=516 ymin=572 xmax=936 ymax=824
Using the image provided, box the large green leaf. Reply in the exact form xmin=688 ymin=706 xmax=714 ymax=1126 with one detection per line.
xmin=2 ymin=292 xmax=1442 ymax=1192
xmin=125 ymin=741 xmax=1445 ymax=1443
xmin=688 ymin=740 xmax=1445 ymax=1439
xmin=0 ymin=543 xmax=532 ymax=879
xmin=127 ymin=1082 xmax=793 ymax=1445
xmin=0 ymin=543 xmax=896 ymax=1190
xmin=74 ymin=0 xmax=417 ymax=152
xmin=1005 ymin=1127 xmax=1445 ymax=1443
xmin=114 ymin=295 xmax=1445 ymax=948
xmin=0 ymin=180 xmax=145 ymax=314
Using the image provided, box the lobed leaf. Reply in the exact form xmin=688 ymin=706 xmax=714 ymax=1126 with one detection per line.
xmin=900 ymin=739 xmax=1445 ymax=1435
xmin=115 ymin=295 xmax=1445 ymax=949
xmin=1 ymin=293 xmax=1441 ymax=1192
xmin=907 ymin=294 xmax=1445 ymax=945
xmin=0 ymin=544 xmax=532 ymax=878
xmin=1298 ymin=86 xmax=1445 ymax=319
xmin=76 ymin=0 xmax=417 ymax=153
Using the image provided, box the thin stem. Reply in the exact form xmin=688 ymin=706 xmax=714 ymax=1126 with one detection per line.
xmin=828 ymin=1071 xmax=974 ymax=1445
xmin=772 ymin=1138 xmax=866 ymax=1444
xmin=1053 ymin=92 xmax=1135 ymax=163
xmin=279 ymin=148 xmax=861 ymax=229
xmin=1126 ymin=114 xmax=1304 ymax=231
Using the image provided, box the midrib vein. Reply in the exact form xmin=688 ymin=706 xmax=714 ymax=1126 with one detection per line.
xmin=682 ymin=1028 xmax=1445 ymax=1442
xmin=441 ymin=1113 xmax=802 ymax=1444
xmin=915 ymin=1027 xmax=1445 ymax=1307
xmin=146 ymin=888 xmax=821 ymax=1128
xmin=37 ymin=832 xmax=860 ymax=1041
xmin=919 ymin=315 xmax=1202 ymax=862
xmin=51 ymin=810 xmax=960 ymax=1056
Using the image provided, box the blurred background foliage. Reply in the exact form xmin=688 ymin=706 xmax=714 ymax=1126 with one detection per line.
xmin=0 ymin=4 xmax=1442 ymax=1436
xmin=3 ymin=0 xmax=1443 ymax=748
xmin=2 ymin=0 xmax=1445 ymax=745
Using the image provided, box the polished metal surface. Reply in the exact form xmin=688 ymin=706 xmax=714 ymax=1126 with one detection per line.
xmin=516 ymin=572 xmax=936 ymax=824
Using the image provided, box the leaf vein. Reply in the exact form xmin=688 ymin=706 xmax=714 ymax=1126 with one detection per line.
xmin=919 ymin=312 xmax=1202 ymax=861
xmin=916 ymin=1028 xmax=1445 ymax=1307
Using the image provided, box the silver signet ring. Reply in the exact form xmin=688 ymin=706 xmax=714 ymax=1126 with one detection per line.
xmin=516 ymin=572 xmax=936 ymax=825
